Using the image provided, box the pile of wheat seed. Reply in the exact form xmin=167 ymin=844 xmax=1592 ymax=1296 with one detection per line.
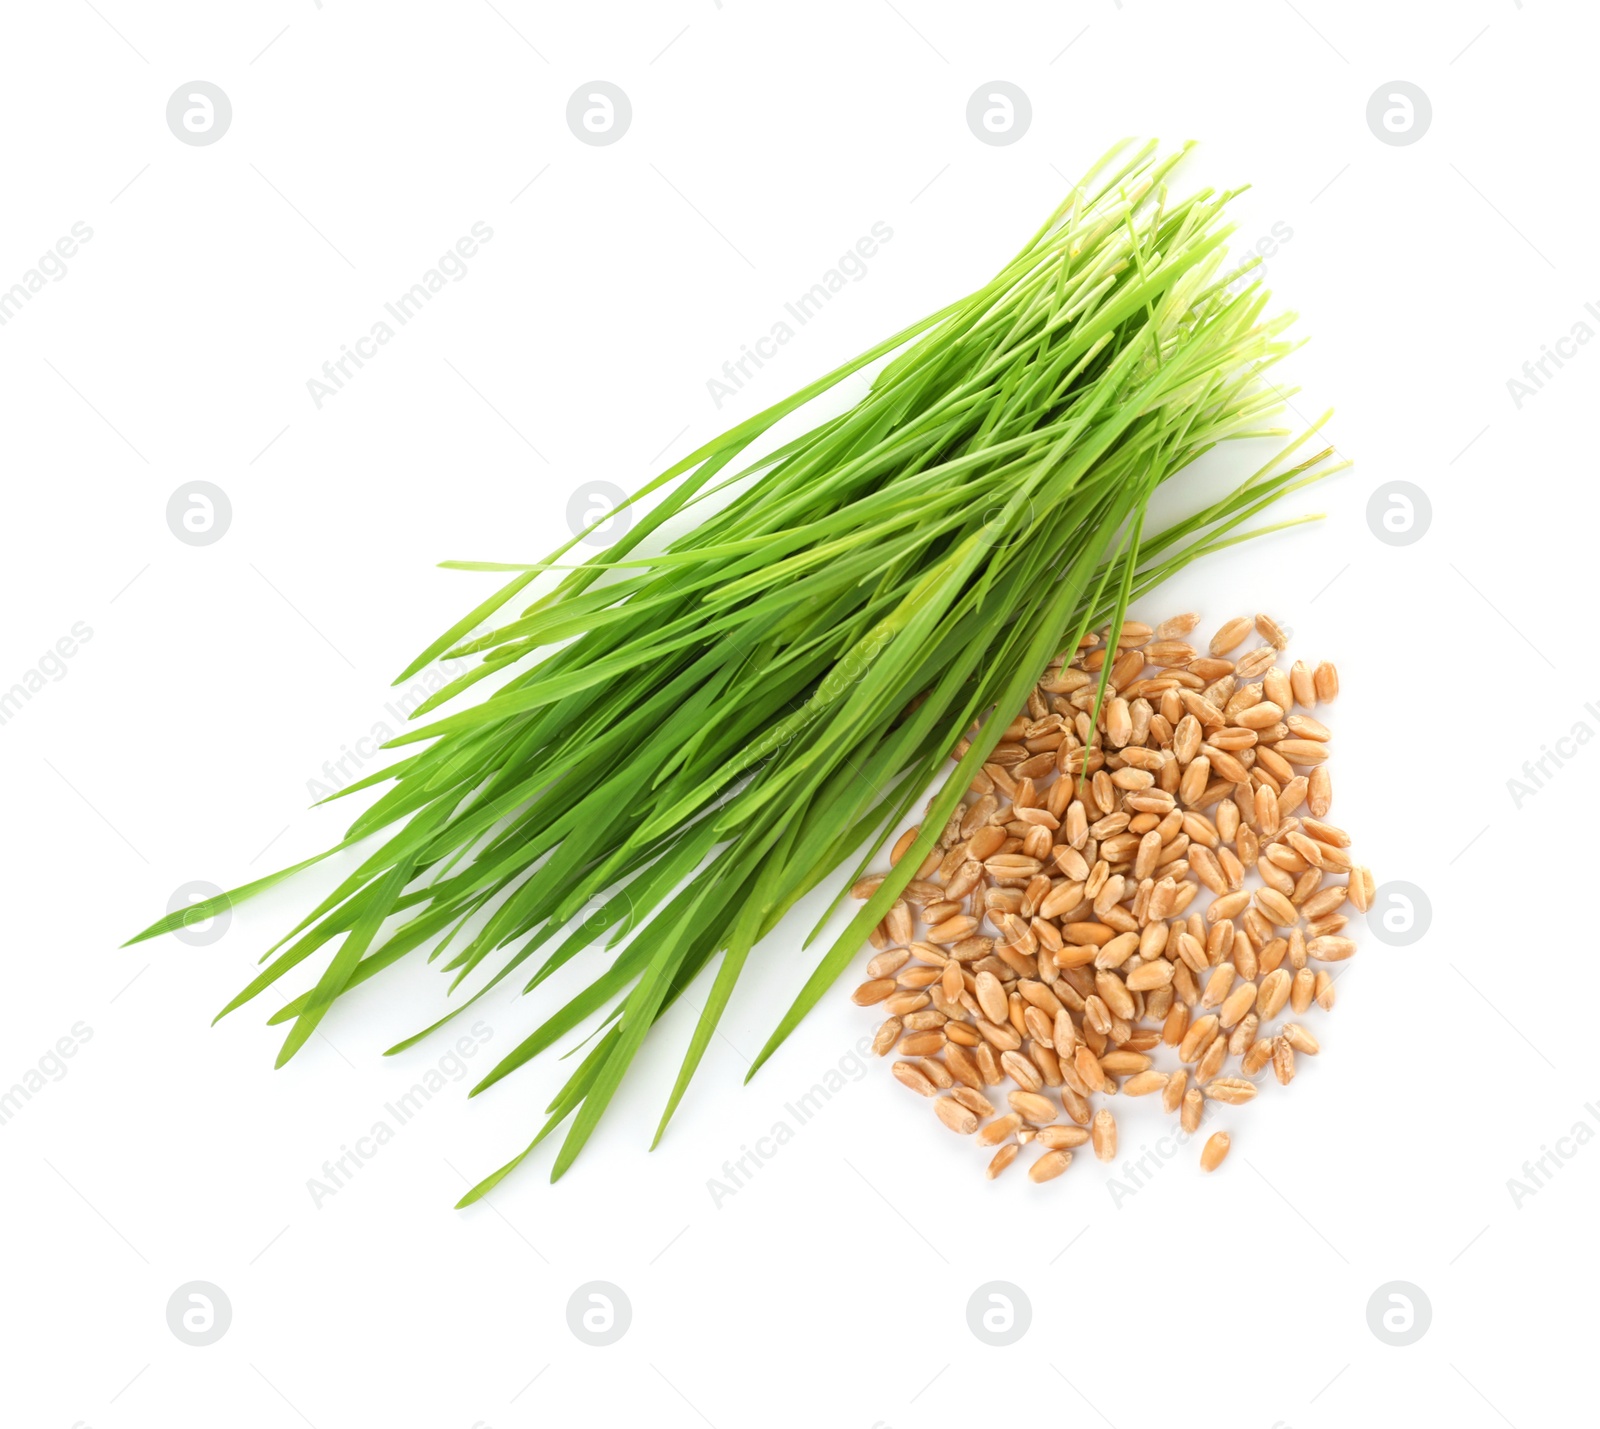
xmin=852 ymin=613 xmax=1368 ymax=1183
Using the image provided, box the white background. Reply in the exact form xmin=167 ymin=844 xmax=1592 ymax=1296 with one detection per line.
xmin=0 ymin=2 xmax=1589 ymax=1426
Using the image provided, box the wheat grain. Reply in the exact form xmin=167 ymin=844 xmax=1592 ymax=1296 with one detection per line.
xmin=946 ymin=1091 xmax=990 ymax=1124
xmin=1348 ymin=865 xmax=1374 ymax=912
xmin=1030 ymin=1148 xmax=1073 ymax=1182
xmin=1271 ymin=1036 xmax=1296 ymax=1086
xmin=1282 ymin=1022 xmax=1320 ymax=1054
xmin=1210 ymin=617 xmax=1252 ymax=656
xmin=1290 ymin=968 xmax=1316 ymax=1014
xmin=1307 ymin=935 xmax=1357 ymax=962
xmin=1008 ymin=1090 xmax=1060 ymax=1125
xmin=1092 ymin=1108 xmax=1117 ymax=1161
xmin=1314 ymin=970 xmax=1336 ymax=1010
xmin=935 ymin=1096 xmax=980 ymax=1134
xmin=980 ymin=1112 xmax=1023 ymax=1146
xmin=852 ymin=979 xmax=896 ymax=1006
xmin=898 ymin=1030 xmax=948 ymax=1057
xmin=1203 ymin=1077 xmax=1257 ymax=1105
xmin=855 ymin=609 xmax=1363 ymax=1181
xmin=1255 ymin=614 xmax=1289 ymax=651
xmin=1181 ymin=1086 xmax=1204 ymax=1133
xmin=893 ymin=1062 xmax=937 ymax=1096
xmin=1194 ymin=1032 xmax=1229 ymax=1085
xmin=1200 ymin=1130 xmax=1232 ymax=1171
xmin=987 ymin=1142 xmax=1022 ymax=1179
xmin=1242 ymin=1038 xmax=1274 ymax=1075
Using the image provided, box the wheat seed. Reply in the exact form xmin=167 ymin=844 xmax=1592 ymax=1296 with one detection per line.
xmin=1271 ymin=1036 xmax=1296 ymax=1086
xmin=852 ymin=978 xmax=896 ymax=1006
xmin=1195 ymin=1033 xmax=1230 ymax=1085
xmin=1255 ymin=614 xmax=1288 ymax=651
xmin=987 ymin=1142 xmax=1022 ymax=1179
xmin=1092 ymin=1108 xmax=1118 ymax=1161
xmin=1348 ymin=865 xmax=1374 ymax=912
xmin=899 ymin=1030 xmax=948 ymax=1057
xmin=1030 ymin=1148 xmax=1073 ymax=1182
xmin=1282 ymin=1022 xmax=1320 ymax=1055
xmin=979 ymin=1112 xmax=1023 ymax=1146
xmin=1256 ymin=969 xmax=1292 ymax=1020
xmin=1241 ymin=1039 xmax=1274 ymax=1076
xmin=1210 ymin=617 xmax=1252 ymax=656
xmin=1290 ymin=968 xmax=1316 ymax=1014
xmin=1200 ymin=1130 xmax=1231 ymax=1171
xmin=935 ymin=1096 xmax=980 ymax=1134
xmin=1203 ymin=1077 xmax=1257 ymax=1105
xmin=893 ymin=1061 xmax=937 ymax=1097
xmin=855 ymin=609 xmax=1362 ymax=1182
xmin=1122 ymin=1069 xmax=1169 ymax=1096
xmin=1008 ymin=1090 xmax=1059 ymax=1125
xmin=1037 ymin=1124 xmax=1091 ymax=1149
xmin=1181 ymin=1087 xmax=1204 ymax=1133
xmin=1314 ymin=970 xmax=1336 ymax=1010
